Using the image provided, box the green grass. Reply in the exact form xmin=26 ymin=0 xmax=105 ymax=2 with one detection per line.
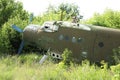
xmin=0 ymin=53 xmax=120 ymax=80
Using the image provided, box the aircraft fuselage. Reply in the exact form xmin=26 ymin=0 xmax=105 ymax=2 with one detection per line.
xmin=23 ymin=21 xmax=120 ymax=63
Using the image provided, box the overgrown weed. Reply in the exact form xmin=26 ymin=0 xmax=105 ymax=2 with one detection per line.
xmin=0 ymin=52 xmax=119 ymax=80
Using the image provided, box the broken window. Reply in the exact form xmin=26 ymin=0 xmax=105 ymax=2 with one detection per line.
xmin=42 ymin=21 xmax=59 ymax=32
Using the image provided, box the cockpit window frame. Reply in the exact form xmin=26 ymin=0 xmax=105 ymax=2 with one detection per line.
xmin=42 ymin=21 xmax=59 ymax=32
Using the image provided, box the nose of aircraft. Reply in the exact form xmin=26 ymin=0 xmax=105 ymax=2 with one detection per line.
xmin=23 ymin=24 xmax=41 ymax=42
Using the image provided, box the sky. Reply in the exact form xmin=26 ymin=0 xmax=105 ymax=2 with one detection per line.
xmin=16 ymin=0 xmax=120 ymax=19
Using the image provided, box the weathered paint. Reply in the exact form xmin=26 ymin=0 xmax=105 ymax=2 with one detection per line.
xmin=22 ymin=21 xmax=120 ymax=63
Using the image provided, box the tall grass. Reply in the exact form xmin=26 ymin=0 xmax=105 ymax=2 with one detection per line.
xmin=0 ymin=53 xmax=119 ymax=80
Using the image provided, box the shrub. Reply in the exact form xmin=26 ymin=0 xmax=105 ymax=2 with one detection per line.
xmin=86 ymin=9 xmax=120 ymax=29
xmin=111 ymin=64 xmax=120 ymax=80
xmin=61 ymin=48 xmax=73 ymax=66
xmin=113 ymin=47 xmax=120 ymax=64
xmin=0 ymin=17 xmax=28 ymax=54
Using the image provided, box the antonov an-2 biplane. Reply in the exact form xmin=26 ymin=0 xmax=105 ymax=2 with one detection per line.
xmin=12 ymin=20 xmax=120 ymax=64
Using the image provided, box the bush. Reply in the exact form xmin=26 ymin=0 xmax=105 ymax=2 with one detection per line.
xmin=86 ymin=9 xmax=120 ymax=29
xmin=61 ymin=48 xmax=73 ymax=66
xmin=0 ymin=0 xmax=29 ymax=54
xmin=113 ymin=47 xmax=120 ymax=64
xmin=0 ymin=0 xmax=28 ymax=28
xmin=0 ymin=17 xmax=28 ymax=54
xmin=111 ymin=64 xmax=120 ymax=80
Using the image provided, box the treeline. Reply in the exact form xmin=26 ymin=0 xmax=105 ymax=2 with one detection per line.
xmin=0 ymin=0 xmax=29 ymax=54
xmin=0 ymin=0 xmax=80 ymax=54
xmin=0 ymin=0 xmax=120 ymax=54
xmin=86 ymin=9 xmax=120 ymax=29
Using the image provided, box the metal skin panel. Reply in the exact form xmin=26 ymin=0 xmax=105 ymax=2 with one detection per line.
xmin=22 ymin=22 xmax=120 ymax=63
xmin=37 ymin=27 xmax=96 ymax=62
xmin=92 ymin=26 xmax=120 ymax=63
xmin=23 ymin=25 xmax=40 ymax=43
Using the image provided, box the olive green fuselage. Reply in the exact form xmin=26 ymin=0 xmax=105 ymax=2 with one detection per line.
xmin=23 ymin=24 xmax=120 ymax=63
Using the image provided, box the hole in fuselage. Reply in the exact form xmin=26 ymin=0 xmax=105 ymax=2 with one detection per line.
xmin=45 ymin=26 xmax=49 ymax=28
xmin=52 ymin=53 xmax=55 ymax=57
xmin=56 ymin=55 xmax=59 ymax=58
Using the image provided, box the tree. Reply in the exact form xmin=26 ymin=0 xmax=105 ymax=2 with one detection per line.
xmin=0 ymin=17 xmax=28 ymax=54
xmin=40 ymin=3 xmax=81 ymax=22
xmin=86 ymin=9 xmax=120 ymax=29
xmin=58 ymin=3 xmax=80 ymax=21
xmin=86 ymin=13 xmax=105 ymax=26
xmin=0 ymin=0 xmax=29 ymax=28
xmin=0 ymin=0 xmax=29 ymax=54
xmin=103 ymin=9 xmax=120 ymax=28
xmin=62 ymin=48 xmax=73 ymax=66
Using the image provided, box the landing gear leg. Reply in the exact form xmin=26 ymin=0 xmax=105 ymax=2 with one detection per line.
xmin=39 ymin=48 xmax=50 ymax=64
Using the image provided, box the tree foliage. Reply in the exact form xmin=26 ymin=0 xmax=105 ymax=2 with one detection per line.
xmin=0 ymin=0 xmax=29 ymax=28
xmin=58 ymin=3 xmax=80 ymax=21
xmin=1 ymin=0 xmax=120 ymax=55
xmin=62 ymin=48 xmax=73 ymax=66
xmin=40 ymin=3 xmax=80 ymax=22
xmin=0 ymin=0 xmax=29 ymax=54
xmin=113 ymin=47 xmax=120 ymax=64
xmin=86 ymin=9 xmax=120 ymax=29
xmin=0 ymin=17 xmax=28 ymax=54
